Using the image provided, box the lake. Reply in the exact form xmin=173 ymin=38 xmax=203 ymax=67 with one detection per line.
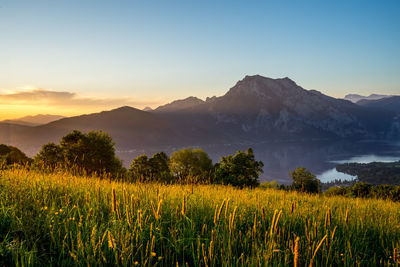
xmin=117 ymin=140 xmax=400 ymax=184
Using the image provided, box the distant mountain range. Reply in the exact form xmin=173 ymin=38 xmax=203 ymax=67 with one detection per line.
xmin=0 ymin=75 xmax=399 ymax=158
xmin=1 ymin=114 xmax=65 ymax=126
xmin=344 ymin=93 xmax=392 ymax=103
xmin=356 ymin=96 xmax=400 ymax=114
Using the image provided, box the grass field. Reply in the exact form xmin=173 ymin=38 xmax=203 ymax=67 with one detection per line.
xmin=1 ymin=167 xmax=400 ymax=266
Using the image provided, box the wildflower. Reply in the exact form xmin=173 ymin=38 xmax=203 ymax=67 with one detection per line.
xmin=151 ymin=252 xmax=156 ymax=257
xmin=59 ymin=209 xmax=63 ymax=212
xmin=135 ymin=261 xmax=139 ymax=265
xmin=55 ymin=212 xmax=59 ymax=215
xmin=44 ymin=206 xmax=48 ymax=210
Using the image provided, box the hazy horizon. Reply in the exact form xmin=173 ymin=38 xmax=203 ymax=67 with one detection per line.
xmin=1 ymin=74 xmax=389 ymax=121
xmin=1 ymin=1 xmax=400 ymax=120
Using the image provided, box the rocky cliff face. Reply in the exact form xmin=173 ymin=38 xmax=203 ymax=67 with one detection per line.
xmin=177 ymin=75 xmax=376 ymax=139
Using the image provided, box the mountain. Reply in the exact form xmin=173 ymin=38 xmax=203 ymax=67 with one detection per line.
xmin=356 ymin=96 xmax=400 ymax=138
xmin=0 ymin=75 xmax=398 ymax=158
xmin=356 ymin=96 xmax=400 ymax=114
xmin=159 ymin=75 xmax=394 ymax=140
xmin=344 ymin=93 xmax=392 ymax=103
xmin=142 ymin=106 xmax=153 ymax=111
xmin=155 ymin=96 xmax=204 ymax=112
xmin=2 ymin=114 xmax=65 ymax=126
xmin=0 ymin=123 xmax=32 ymax=144
xmin=15 ymin=107 xmax=189 ymax=150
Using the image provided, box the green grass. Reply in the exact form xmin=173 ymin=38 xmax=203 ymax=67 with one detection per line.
xmin=1 ymin=167 xmax=400 ymax=266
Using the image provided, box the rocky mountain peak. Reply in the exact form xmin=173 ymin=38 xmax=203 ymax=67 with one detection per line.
xmin=226 ymin=75 xmax=303 ymax=99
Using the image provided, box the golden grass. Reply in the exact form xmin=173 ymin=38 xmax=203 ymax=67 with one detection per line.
xmin=0 ymin=167 xmax=400 ymax=266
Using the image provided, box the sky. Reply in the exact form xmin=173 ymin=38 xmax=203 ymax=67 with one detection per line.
xmin=0 ymin=0 xmax=400 ymax=120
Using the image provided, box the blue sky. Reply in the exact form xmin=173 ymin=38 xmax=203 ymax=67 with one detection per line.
xmin=0 ymin=0 xmax=399 ymax=118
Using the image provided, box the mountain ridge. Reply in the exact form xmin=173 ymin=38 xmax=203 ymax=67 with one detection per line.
xmin=344 ymin=93 xmax=392 ymax=103
xmin=1 ymin=75 xmax=398 ymax=157
xmin=1 ymin=114 xmax=65 ymax=126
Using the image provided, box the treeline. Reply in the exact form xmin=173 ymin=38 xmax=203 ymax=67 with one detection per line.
xmin=324 ymin=182 xmax=400 ymax=202
xmin=1 ymin=130 xmax=264 ymax=187
xmin=128 ymin=147 xmax=263 ymax=187
xmin=2 ymin=129 xmax=400 ymax=201
xmin=263 ymin=179 xmax=400 ymax=202
xmin=336 ymin=161 xmax=400 ymax=185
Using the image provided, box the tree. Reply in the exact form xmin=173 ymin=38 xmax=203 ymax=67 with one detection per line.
xmin=34 ymin=143 xmax=63 ymax=169
xmin=129 ymin=155 xmax=151 ymax=181
xmin=59 ymin=130 xmax=87 ymax=167
xmin=0 ymin=144 xmax=31 ymax=167
xmin=148 ymin=152 xmax=171 ymax=181
xmin=129 ymin=152 xmax=171 ymax=182
xmin=35 ymin=130 xmax=124 ymax=177
xmin=290 ymin=167 xmax=320 ymax=193
xmin=215 ymin=148 xmax=263 ymax=187
xmin=169 ymin=147 xmax=213 ymax=183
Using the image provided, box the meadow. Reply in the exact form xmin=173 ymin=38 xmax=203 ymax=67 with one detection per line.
xmin=1 ymin=167 xmax=400 ymax=266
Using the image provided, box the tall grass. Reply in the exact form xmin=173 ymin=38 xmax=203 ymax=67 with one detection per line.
xmin=1 ymin=167 xmax=399 ymax=266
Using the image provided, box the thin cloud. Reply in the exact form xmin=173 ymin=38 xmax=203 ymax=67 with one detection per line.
xmin=0 ymin=88 xmax=162 ymax=108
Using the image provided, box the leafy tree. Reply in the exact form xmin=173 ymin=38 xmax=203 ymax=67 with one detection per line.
xmin=0 ymin=144 xmax=31 ymax=167
xmin=290 ymin=167 xmax=320 ymax=193
xmin=129 ymin=152 xmax=171 ymax=182
xmin=148 ymin=152 xmax=171 ymax=181
xmin=35 ymin=130 xmax=124 ymax=176
xmin=34 ymin=143 xmax=63 ymax=169
xmin=215 ymin=148 xmax=263 ymax=187
xmin=129 ymin=155 xmax=151 ymax=181
xmin=169 ymin=147 xmax=213 ymax=183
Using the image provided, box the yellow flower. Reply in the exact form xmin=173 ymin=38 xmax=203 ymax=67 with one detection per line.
xmin=55 ymin=212 xmax=59 ymax=215
xmin=151 ymin=252 xmax=156 ymax=257
xmin=59 ymin=209 xmax=63 ymax=212
xmin=134 ymin=261 xmax=139 ymax=265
